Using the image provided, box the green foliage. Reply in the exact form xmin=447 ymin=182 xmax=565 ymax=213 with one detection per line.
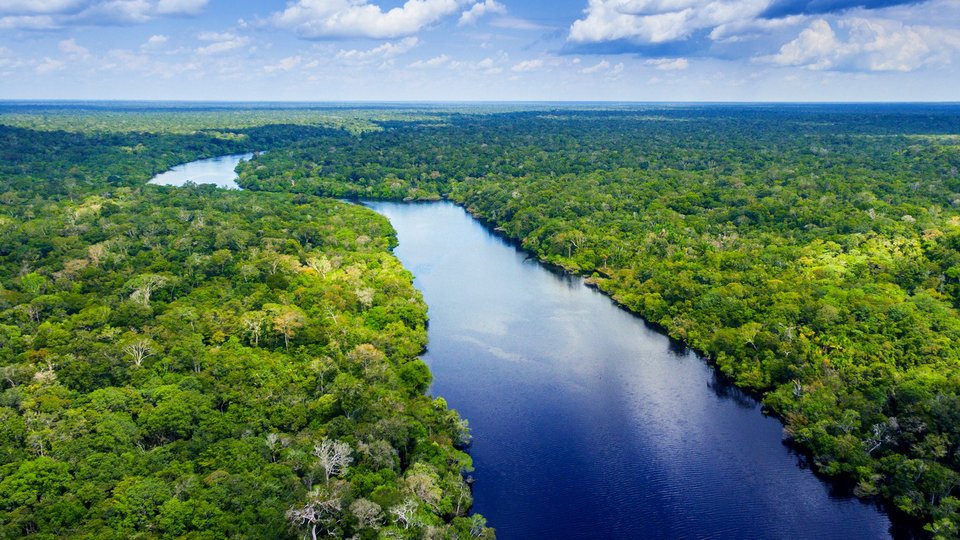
xmin=236 ymin=104 xmax=960 ymax=533
xmin=0 ymin=117 xmax=489 ymax=538
xmin=7 ymin=102 xmax=960 ymax=535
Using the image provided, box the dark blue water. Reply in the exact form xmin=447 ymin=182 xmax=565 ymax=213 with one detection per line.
xmin=367 ymin=201 xmax=895 ymax=540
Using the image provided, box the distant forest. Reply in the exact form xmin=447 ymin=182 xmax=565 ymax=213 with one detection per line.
xmin=2 ymin=103 xmax=960 ymax=537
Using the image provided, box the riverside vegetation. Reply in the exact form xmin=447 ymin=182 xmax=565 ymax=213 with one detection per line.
xmin=0 ymin=111 xmax=493 ymax=538
xmin=1 ymin=103 xmax=959 ymax=537
xmin=232 ymin=104 xmax=960 ymax=538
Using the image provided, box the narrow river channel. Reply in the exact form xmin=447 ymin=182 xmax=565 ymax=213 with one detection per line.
xmin=150 ymin=156 xmax=897 ymax=539
xmin=148 ymin=153 xmax=253 ymax=189
xmin=366 ymin=200 xmax=896 ymax=540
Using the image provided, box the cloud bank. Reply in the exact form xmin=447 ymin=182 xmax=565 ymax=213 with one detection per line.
xmin=0 ymin=0 xmax=209 ymax=28
xmin=566 ymin=0 xmax=960 ymax=72
xmin=269 ymin=0 xmax=470 ymax=39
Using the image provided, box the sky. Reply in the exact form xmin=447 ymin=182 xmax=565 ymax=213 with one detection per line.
xmin=0 ymin=0 xmax=959 ymax=101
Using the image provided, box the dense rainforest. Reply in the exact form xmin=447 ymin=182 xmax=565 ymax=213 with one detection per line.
xmin=229 ymin=104 xmax=960 ymax=537
xmin=2 ymin=102 xmax=960 ymax=537
xmin=0 ymin=111 xmax=493 ymax=539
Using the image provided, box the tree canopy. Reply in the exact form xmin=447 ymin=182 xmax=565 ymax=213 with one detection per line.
xmin=233 ymin=104 xmax=960 ymax=537
xmin=0 ymin=112 xmax=492 ymax=539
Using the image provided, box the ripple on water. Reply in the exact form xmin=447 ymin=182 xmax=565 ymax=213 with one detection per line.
xmin=368 ymin=200 xmax=895 ymax=539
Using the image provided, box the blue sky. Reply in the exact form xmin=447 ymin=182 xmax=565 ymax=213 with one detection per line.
xmin=0 ymin=0 xmax=958 ymax=101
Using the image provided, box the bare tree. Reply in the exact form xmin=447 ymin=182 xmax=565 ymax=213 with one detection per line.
xmin=87 ymin=243 xmax=107 ymax=266
xmin=238 ymin=263 xmax=260 ymax=282
xmin=1 ymin=365 xmax=23 ymax=389
xmin=265 ymin=253 xmax=301 ymax=276
xmin=552 ymin=229 xmax=586 ymax=258
xmin=865 ymin=422 xmax=895 ymax=455
xmin=123 ymin=338 xmax=155 ymax=367
xmin=306 ymin=255 xmax=332 ymax=276
xmin=390 ymin=499 xmax=419 ymax=530
xmin=314 ymin=438 xmax=353 ymax=483
xmin=240 ymin=311 xmax=265 ymax=346
xmin=309 ymin=356 xmax=337 ymax=394
xmin=286 ymin=482 xmax=346 ymax=540
xmin=405 ymin=470 xmax=442 ymax=509
xmin=469 ymin=514 xmax=489 ymax=538
xmin=349 ymin=498 xmax=383 ymax=530
xmin=269 ymin=305 xmax=305 ymax=349
xmin=127 ymin=274 xmax=170 ymax=306
xmin=453 ymin=480 xmax=471 ymax=517
xmin=265 ymin=433 xmax=289 ymax=463
xmin=355 ymin=287 xmax=375 ymax=309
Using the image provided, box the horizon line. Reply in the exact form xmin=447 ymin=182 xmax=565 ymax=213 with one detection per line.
xmin=2 ymin=99 xmax=960 ymax=106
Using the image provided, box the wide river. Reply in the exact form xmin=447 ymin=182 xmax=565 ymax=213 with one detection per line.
xmin=366 ymin=201 xmax=897 ymax=539
xmin=151 ymin=156 xmax=897 ymax=538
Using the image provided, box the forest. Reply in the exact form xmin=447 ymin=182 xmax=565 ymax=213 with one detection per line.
xmin=0 ymin=113 xmax=493 ymax=538
xmin=230 ymin=104 xmax=960 ymax=538
xmin=1 ymin=102 xmax=960 ymax=538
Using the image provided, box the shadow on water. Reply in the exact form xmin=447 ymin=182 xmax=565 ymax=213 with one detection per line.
xmin=706 ymin=371 xmax=757 ymax=410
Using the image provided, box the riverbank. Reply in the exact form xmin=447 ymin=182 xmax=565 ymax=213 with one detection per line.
xmin=365 ymin=199 xmax=896 ymax=539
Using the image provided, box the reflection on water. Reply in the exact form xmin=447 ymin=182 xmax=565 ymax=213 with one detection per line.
xmin=367 ymin=200 xmax=894 ymax=540
xmin=706 ymin=372 xmax=757 ymax=410
xmin=148 ymin=153 xmax=253 ymax=189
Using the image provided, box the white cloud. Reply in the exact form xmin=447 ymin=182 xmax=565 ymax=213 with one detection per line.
xmin=58 ymin=38 xmax=91 ymax=60
xmin=490 ymin=16 xmax=549 ymax=30
xmin=841 ymin=17 xmax=956 ymax=72
xmin=141 ymin=34 xmax=168 ymax=50
xmin=0 ymin=0 xmax=208 ymax=28
xmin=564 ymin=0 xmax=960 ymax=77
xmin=409 ymin=53 xmax=450 ymax=68
xmin=264 ymin=55 xmax=302 ymax=73
xmin=270 ymin=0 xmax=469 ymax=39
xmin=36 ymin=56 xmax=65 ymax=73
xmin=458 ymin=0 xmax=506 ymax=26
xmin=758 ymin=17 xmax=960 ymax=72
xmin=0 ymin=14 xmax=57 ymax=29
xmin=0 ymin=1 xmax=88 ymax=15
xmin=511 ymin=58 xmax=543 ymax=72
xmin=0 ymin=46 xmax=26 ymax=70
xmin=645 ymin=57 xmax=689 ymax=70
xmin=197 ymin=31 xmax=236 ymax=41
xmin=580 ymin=59 xmax=625 ymax=78
xmin=709 ymin=14 xmax=806 ymax=42
xmin=102 ymin=48 xmax=149 ymax=71
xmin=760 ymin=19 xmax=842 ymax=69
xmin=336 ymin=37 xmax=419 ymax=63
xmin=581 ymin=59 xmax=610 ymax=73
xmin=569 ymin=0 xmax=771 ymax=44
xmin=96 ymin=47 xmax=201 ymax=78
xmin=452 ymin=56 xmax=503 ymax=74
xmin=155 ymin=0 xmax=207 ymax=15
xmin=195 ymin=32 xmax=249 ymax=56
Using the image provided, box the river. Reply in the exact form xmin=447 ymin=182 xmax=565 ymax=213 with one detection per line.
xmin=150 ymin=156 xmax=897 ymax=539
xmin=366 ymin=201 xmax=896 ymax=540
xmin=148 ymin=153 xmax=253 ymax=189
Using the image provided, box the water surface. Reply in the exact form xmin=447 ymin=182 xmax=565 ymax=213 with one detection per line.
xmin=367 ymin=200 xmax=894 ymax=540
xmin=148 ymin=153 xmax=253 ymax=189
